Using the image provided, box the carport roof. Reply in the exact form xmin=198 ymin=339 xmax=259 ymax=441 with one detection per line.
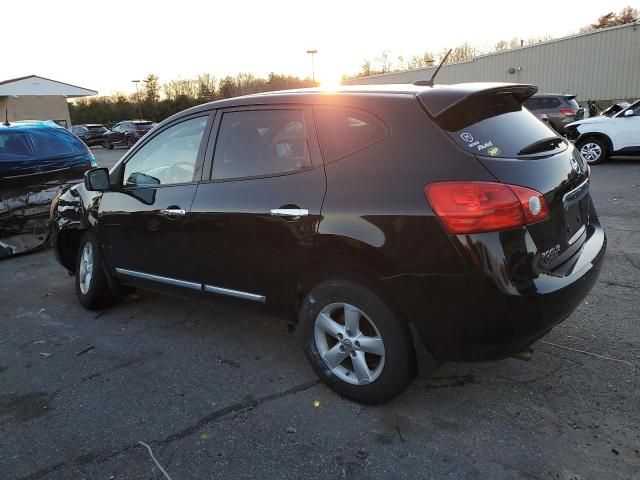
xmin=0 ymin=75 xmax=97 ymax=98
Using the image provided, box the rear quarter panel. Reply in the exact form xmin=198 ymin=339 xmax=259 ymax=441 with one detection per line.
xmin=316 ymin=95 xmax=496 ymax=278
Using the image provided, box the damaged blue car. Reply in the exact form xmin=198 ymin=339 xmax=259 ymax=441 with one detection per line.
xmin=0 ymin=120 xmax=97 ymax=258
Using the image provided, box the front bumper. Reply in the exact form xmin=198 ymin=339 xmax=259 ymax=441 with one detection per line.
xmin=384 ymin=219 xmax=606 ymax=362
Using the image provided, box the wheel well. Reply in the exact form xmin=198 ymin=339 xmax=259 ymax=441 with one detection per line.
xmin=577 ymin=133 xmax=613 ymax=152
xmin=57 ymin=228 xmax=86 ymax=272
xmin=288 ymin=255 xmax=408 ymax=327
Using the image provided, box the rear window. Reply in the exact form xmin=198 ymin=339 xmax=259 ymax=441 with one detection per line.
xmin=0 ymin=132 xmax=33 ymax=158
xmin=436 ymin=93 xmax=562 ymax=158
xmin=88 ymin=125 xmax=107 ymax=132
xmin=313 ymin=108 xmax=387 ymax=163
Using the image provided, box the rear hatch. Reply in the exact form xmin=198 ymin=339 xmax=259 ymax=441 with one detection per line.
xmin=133 ymin=121 xmax=154 ymax=134
xmin=418 ymin=85 xmax=590 ymax=270
xmin=86 ymin=125 xmax=108 ymax=138
xmin=564 ymin=95 xmax=584 ymax=121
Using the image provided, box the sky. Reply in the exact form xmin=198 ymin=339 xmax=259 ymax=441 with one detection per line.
xmin=3 ymin=0 xmax=637 ymax=95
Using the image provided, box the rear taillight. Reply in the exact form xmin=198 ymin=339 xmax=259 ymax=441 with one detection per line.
xmin=560 ymin=109 xmax=577 ymax=116
xmin=425 ymin=181 xmax=549 ymax=234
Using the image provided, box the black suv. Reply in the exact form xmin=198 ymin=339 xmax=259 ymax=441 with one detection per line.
xmin=70 ymin=124 xmax=110 ymax=147
xmin=51 ymin=84 xmax=606 ymax=404
xmin=103 ymin=120 xmax=155 ymax=149
xmin=524 ymin=94 xmax=584 ymax=132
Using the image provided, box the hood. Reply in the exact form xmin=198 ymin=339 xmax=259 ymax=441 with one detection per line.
xmin=567 ymin=116 xmax=609 ymax=128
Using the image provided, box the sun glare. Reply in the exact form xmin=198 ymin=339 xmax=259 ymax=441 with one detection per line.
xmin=318 ymin=69 xmax=344 ymax=90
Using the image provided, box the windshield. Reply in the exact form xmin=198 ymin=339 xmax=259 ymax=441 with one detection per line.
xmin=615 ymin=100 xmax=640 ymax=117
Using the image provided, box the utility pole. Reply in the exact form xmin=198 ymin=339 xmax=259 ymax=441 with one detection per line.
xmin=306 ymin=49 xmax=318 ymax=83
xmin=132 ymin=79 xmax=142 ymax=120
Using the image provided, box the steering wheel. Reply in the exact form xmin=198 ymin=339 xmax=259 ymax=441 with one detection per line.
xmin=165 ymin=161 xmax=194 ymax=184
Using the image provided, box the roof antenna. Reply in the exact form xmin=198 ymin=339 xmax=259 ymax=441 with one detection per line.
xmin=413 ymin=49 xmax=452 ymax=87
xmin=3 ymin=109 xmax=10 ymax=127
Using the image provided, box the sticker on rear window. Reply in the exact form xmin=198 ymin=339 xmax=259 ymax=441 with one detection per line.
xmin=487 ymin=146 xmax=501 ymax=157
xmin=460 ymin=132 xmax=474 ymax=143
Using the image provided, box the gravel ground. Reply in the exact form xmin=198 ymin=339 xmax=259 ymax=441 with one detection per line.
xmin=0 ymin=151 xmax=638 ymax=480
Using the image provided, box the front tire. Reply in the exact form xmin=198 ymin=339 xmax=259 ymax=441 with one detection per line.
xmin=577 ymin=137 xmax=608 ymax=165
xmin=300 ymin=279 xmax=413 ymax=404
xmin=75 ymin=232 xmax=115 ymax=310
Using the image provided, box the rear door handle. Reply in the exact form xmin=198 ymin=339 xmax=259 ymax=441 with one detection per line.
xmin=270 ymin=208 xmax=309 ymax=217
xmin=159 ymin=208 xmax=186 ymax=219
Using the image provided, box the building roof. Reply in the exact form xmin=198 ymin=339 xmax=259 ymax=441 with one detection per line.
xmin=0 ymin=75 xmax=97 ymax=98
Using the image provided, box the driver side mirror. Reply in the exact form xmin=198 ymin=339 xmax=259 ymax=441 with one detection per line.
xmin=84 ymin=167 xmax=111 ymax=191
xmin=623 ymin=109 xmax=634 ymax=117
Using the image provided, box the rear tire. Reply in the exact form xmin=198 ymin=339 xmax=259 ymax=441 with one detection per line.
xmin=103 ymin=141 xmax=113 ymax=150
xmin=300 ymin=279 xmax=413 ymax=404
xmin=577 ymin=137 xmax=608 ymax=165
xmin=75 ymin=232 xmax=115 ymax=310
xmin=126 ymin=137 xmax=135 ymax=148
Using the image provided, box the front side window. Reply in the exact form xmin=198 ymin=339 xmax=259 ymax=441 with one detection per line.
xmin=313 ymin=108 xmax=387 ymax=163
xmin=212 ymin=109 xmax=312 ymax=180
xmin=0 ymin=132 xmax=33 ymax=159
xmin=122 ymin=116 xmax=207 ymax=187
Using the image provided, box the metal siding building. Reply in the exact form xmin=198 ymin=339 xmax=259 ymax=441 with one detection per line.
xmin=343 ymin=22 xmax=640 ymax=104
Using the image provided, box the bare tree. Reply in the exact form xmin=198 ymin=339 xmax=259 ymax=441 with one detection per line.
xmin=494 ymin=40 xmax=509 ymax=52
xmin=407 ymin=52 xmax=435 ymax=69
xmin=376 ymin=50 xmax=393 ymax=73
xmin=196 ymin=74 xmax=216 ymax=101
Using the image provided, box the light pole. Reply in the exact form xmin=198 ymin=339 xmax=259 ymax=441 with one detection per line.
xmin=306 ymin=49 xmax=317 ymax=83
xmin=131 ymin=79 xmax=142 ymax=120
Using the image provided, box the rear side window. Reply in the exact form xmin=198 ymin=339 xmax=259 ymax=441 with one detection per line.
xmin=30 ymin=128 xmax=86 ymax=157
xmin=212 ymin=109 xmax=312 ymax=180
xmin=314 ymin=108 xmax=387 ymax=163
xmin=0 ymin=132 xmax=33 ymax=158
xmin=437 ymin=93 xmax=561 ymax=158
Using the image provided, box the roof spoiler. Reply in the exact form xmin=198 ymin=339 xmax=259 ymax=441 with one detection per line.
xmin=417 ymin=83 xmax=538 ymax=118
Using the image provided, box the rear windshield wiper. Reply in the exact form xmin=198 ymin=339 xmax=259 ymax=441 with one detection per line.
xmin=518 ymin=137 xmax=565 ymax=156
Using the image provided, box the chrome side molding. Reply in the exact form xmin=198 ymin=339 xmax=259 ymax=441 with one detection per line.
xmin=114 ymin=268 xmax=266 ymax=302
xmin=204 ymin=284 xmax=265 ymax=302
xmin=115 ymin=268 xmax=202 ymax=290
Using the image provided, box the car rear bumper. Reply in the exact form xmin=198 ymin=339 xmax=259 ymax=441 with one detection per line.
xmin=383 ymin=219 xmax=606 ymax=362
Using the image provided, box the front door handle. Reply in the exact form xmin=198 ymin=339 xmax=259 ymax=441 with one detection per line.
xmin=270 ymin=208 xmax=309 ymax=217
xmin=159 ymin=208 xmax=186 ymax=219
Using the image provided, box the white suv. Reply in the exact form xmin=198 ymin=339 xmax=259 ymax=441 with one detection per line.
xmin=566 ymin=100 xmax=640 ymax=164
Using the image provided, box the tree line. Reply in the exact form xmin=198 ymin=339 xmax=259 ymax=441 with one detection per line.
xmin=69 ymin=73 xmax=316 ymax=125
xmin=351 ymin=5 xmax=639 ymax=78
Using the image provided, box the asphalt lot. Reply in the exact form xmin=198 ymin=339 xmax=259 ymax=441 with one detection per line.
xmin=1 ymin=148 xmax=639 ymax=479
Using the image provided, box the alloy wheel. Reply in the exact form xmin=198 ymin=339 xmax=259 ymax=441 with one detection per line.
xmin=579 ymin=142 xmax=602 ymax=163
xmin=314 ymin=302 xmax=385 ymax=385
xmin=78 ymin=242 xmax=93 ymax=295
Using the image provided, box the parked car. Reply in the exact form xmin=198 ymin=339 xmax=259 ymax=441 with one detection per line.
xmin=533 ymin=112 xmax=552 ymax=128
xmin=1 ymin=120 xmax=97 ymax=258
xmin=51 ymin=83 xmax=606 ymax=404
xmin=524 ymin=94 xmax=584 ymax=132
xmin=70 ymin=124 xmax=110 ymax=147
xmin=103 ymin=120 xmax=155 ymax=149
xmin=566 ymin=99 xmax=640 ymax=164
